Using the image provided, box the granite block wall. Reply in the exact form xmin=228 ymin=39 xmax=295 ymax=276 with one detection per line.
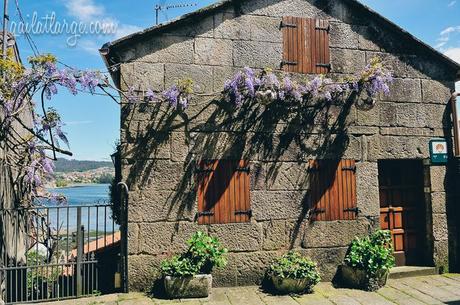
xmin=111 ymin=0 xmax=458 ymax=290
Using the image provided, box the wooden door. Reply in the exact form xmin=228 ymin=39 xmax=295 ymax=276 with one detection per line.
xmin=378 ymin=160 xmax=426 ymax=266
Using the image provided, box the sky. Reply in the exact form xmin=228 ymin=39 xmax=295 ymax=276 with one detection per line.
xmin=6 ymin=0 xmax=460 ymax=161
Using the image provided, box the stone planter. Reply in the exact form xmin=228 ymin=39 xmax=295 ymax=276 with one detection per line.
xmin=270 ymin=275 xmax=315 ymax=294
xmin=340 ymin=265 xmax=389 ymax=291
xmin=164 ymin=274 xmax=212 ymax=299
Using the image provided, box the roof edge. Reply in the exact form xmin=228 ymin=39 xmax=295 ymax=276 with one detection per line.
xmin=100 ymin=0 xmax=460 ymax=80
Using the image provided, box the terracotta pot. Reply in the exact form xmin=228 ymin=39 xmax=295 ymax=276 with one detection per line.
xmin=270 ymin=275 xmax=315 ymax=294
xmin=340 ymin=265 xmax=389 ymax=291
xmin=163 ymin=274 xmax=212 ymax=299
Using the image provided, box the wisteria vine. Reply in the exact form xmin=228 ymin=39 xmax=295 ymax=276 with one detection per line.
xmin=0 ymin=52 xmax=392 ymax=203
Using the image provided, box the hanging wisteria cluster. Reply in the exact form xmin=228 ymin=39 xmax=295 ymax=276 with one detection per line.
xmin=222 ymin=57 xmax=393 ymax=107
xmin=0 ymin=52 xmax=196 ymax=200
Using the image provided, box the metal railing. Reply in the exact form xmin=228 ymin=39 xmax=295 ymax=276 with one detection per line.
xmin=0 ymin=203 xmax=121 ymax=304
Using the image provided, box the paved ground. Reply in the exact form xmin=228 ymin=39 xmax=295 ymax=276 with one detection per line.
xmin=38 ymin=274 xmax=460 ymax=305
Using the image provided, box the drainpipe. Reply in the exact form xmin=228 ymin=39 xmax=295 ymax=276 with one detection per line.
xmin=451 ymin=92 xmax=460 ymax=271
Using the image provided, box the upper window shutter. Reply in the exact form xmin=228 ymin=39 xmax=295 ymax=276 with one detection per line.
xmin=196 ymin=160 xmax=251 ymax=225
xmin=282 ymin=17 xmax=330 ymax=74
xmin=309 ymin=159 xmax=357 ymax=221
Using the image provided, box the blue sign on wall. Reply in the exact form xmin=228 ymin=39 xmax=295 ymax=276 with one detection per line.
xmin=429 ymin=139 xmax=448 ymax=164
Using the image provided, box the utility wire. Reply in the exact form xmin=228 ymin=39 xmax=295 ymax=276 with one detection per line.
xmin=14 ymin=0 xmax=39 ymax=55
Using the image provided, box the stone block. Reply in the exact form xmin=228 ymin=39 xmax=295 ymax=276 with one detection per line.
xmin=242 ymin=0 xmax=330 ymax=19
xmin=356 ymin=102 xmax=380 ymax=126
xmin=266 ymin=162 xmax=311 ymax=190
xmin=250 ymin=161 xmax=266 ymax=190
xmin=170 ymin=132 xmax=190 ymax=162
xmin=128 ymin=254 xmax=165 ymax=291
xmin=367 ymin=135 xmax=428 ymax=161
xmin=194 ymin=38 xmax=233 ymax=66
xmin=227 ymin=251 xmax=282 ymax=286
xmin=342 ymin=135 xmax=363 ymax=160
xmin=357 ymin=25 xmax=381 ymax=51
xmin=233 ymin=40 xmax=282 ymax=69
xmin=128 ymin=223 xmax=139 ymax=255
xmin=124 ymin=62 xmax=165 ymax=91
xmin=138 ymin=35 xmax=194 ymax=64
xmin=432 ymin=214 xmax=448 ymax=242
xmin=381 ymin=78 xmax=422 ymax=103
xmin=379 ymin=102 xmax=397 ymax=127
xmin=189 ymin=131 xmax=254 ymax=160
xmin=299 ymin=247 xmax=348 ymax=281
xmin=123 ymin=160 xmax=184 ymax=191
xmin=356 ymin=162 xmax=380 ymax=217
xmin=138 ymin=222 xmax=202 ymax=255
xmin=214 ymin=12 xmax=252 ymax=40
xmin=262 ymin=220 xmax=287 ymax=250
xmin=165 ymin=63 xmax=214 ymax=93
xmin=208 ymin=223 xmax=263 ymax=251
xmin=394 ymin=103 xmax=430 ymax=128
xmin=128 ymin=190 xmax=196 ymax=223
xmin=252 ymin=190 xmax=309 ymax=221
xmin=330 ymin=48 xmax=366 ymax=74
xmin=249 ymin=16 xmax=283 ymax=43
xmin=422 ymin=80 xmax=453 ymax=104
xmin=121 ymin=139 xmax=170 ymax=160
xmin=433 ymin=240 xmax=449 ymax=272
xmin=430 ymin=166 xmax=447 ymax=192
xmin=301 ymin=219 xmax=370 ymax=248
xmin=329 ymin=22 xmax=359 ymax=49
xmin=431 ymin=192 xmax=447 ymax=214
xmin=163 ymin=15 xmax=214 ymax=38
xmin=213 ymin=66 xmax=241 ymax=92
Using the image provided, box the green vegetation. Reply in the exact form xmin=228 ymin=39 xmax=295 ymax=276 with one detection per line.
xmin=55 ymin=178 xmax=68 ymax=187
xmin=160 ymin=231 xmax=227 ymax=277
xmin=95 ymin=173 xmax=113 ymax=184
xmin=267 ymin=251 xmax=320 ymax=282
xmin=344 ymin=230 xmax=395 ymax=277
xmin=54 ymin=158 xmax=113 ymax=173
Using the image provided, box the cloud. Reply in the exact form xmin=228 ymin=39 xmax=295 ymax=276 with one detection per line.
xmin=436 ymin=26 xmax=460 ymax=51
xmin=77 ymin=39 xmax=101 ymax=54
xmin=64 ymin=0 xmax=142 ymax=52
xmin=65 ymin=0 xmax=105 ymax=22
xmin=448 ymin=0 xmax=457 ymax=7
xmin=114 ymin=24 xmax=143 ymax=40
xmin=444 ymin=47 xmax=460 ymax=63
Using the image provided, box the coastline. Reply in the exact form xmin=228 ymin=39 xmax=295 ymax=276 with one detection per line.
xmin=50 ymin=183 xmax=110 ymax=189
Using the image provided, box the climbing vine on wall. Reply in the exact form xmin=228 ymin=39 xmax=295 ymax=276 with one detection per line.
xmin=0 ymin=51 xmax=392 ymax=203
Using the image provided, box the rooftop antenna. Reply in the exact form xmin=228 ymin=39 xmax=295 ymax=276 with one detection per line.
xmin=155 ymin=2 xmax=197 ymax=25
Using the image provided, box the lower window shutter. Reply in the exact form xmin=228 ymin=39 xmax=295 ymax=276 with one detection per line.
xmin=197 ymin=160 xmax=251 ymax=224
xmin=309 ymin=159 xmax=357 ymax=221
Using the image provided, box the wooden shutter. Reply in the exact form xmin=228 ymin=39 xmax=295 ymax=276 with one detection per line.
xmin=282 ymin=16 xmax=330 ymax=74
xmin=196 ymin=160 xmax=251 ymax=225
xmin=309 ymin=159 xmax=357 ymax=221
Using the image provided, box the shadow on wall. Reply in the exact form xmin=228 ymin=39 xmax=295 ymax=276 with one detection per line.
xmin=121 ymin=87 xmax=358 ymax=245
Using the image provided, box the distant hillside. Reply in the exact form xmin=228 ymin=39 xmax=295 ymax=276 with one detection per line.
xmin=54 ymin=158 xmax=114 ymax=173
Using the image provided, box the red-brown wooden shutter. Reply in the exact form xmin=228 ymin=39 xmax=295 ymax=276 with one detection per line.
xmin=197 ymin=160 xmax=251 ymax=224
xmin=282 ymin=17 xmax=330 ymax=74
xmin=309 ymin=159 xmax=357 ymax=221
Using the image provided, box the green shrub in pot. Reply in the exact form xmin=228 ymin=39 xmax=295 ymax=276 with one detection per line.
xmin=160 ymin=231 xmax=227 ymax=299
xmin=342 ymin=230 xmax=395 ymax=291
xmin=267 ymin=251 xmax=320 ymax=294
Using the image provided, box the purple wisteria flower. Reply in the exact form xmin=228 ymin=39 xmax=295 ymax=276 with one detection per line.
xmin=146 ymin=88 xmax=157 ymax=102
xmin=162 ymin=85 xmax=181 ymax=108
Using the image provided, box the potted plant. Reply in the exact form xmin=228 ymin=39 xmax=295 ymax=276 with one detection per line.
xmin=342 ymin=230 xmax=395 ymax=291
xmin=160 ymin=231 xmax=227 ymax=299
xmin=267 ymin=251 xmax=320 ymax=295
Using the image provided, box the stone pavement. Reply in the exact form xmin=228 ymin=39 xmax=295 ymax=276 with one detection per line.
xmin=37 ymin=274 xmax=460 ymax=305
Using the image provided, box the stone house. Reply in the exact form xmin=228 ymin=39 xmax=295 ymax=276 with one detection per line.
xmin=100 ymin=0 xmax=460 ymax=290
